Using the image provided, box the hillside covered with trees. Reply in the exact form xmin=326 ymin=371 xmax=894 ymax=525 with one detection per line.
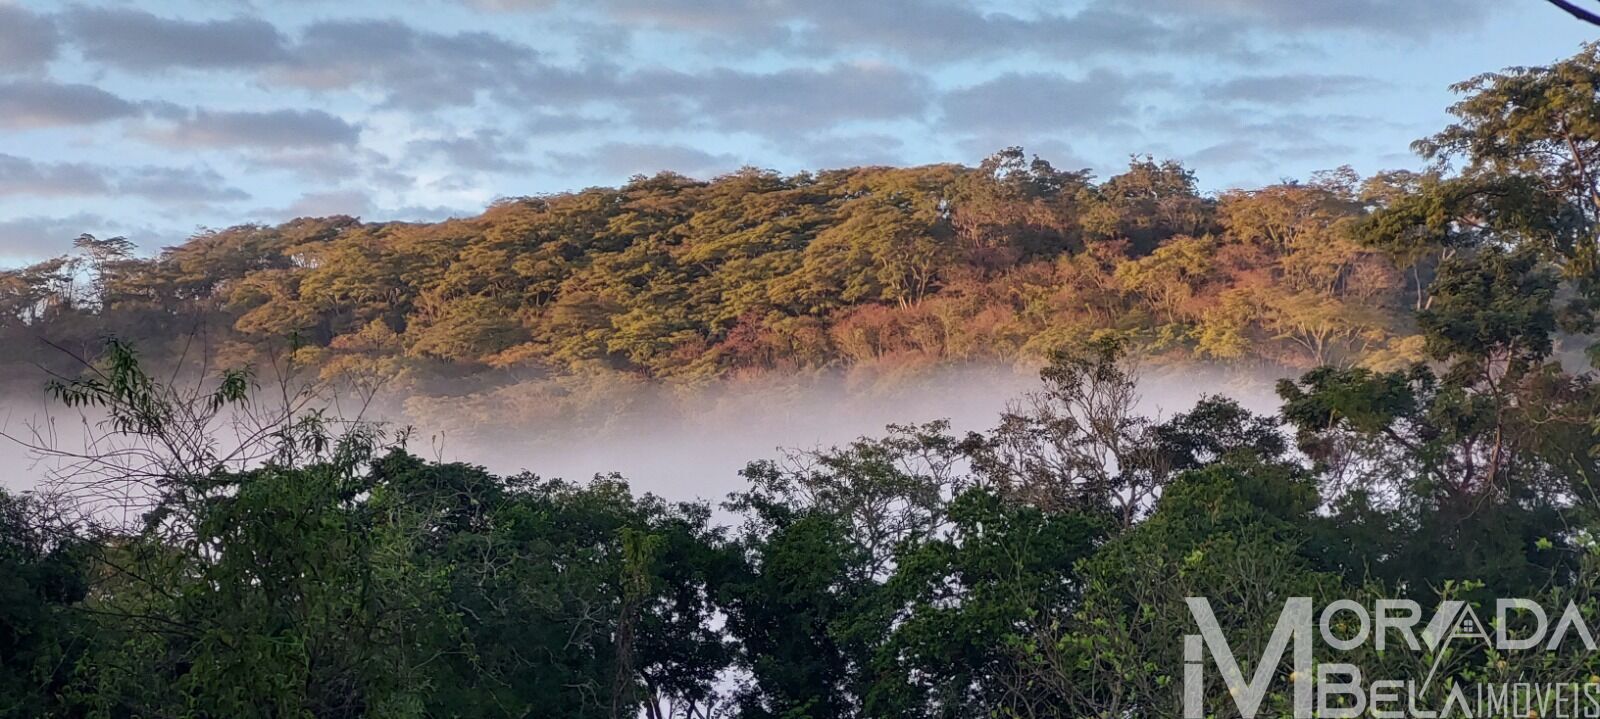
xmin=6 ymin=152 xmax=1413 ymax=383
xmin=10 ymin=51 xmax=1600 ymax=424
xmin=14 ymin=74 xmax=1580 ymax=399
xmin=5 ymin=37 xmax=1600 ymax=719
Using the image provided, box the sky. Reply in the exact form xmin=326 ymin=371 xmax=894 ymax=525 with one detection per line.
xmin=0 ymin=0 xmax=1593 ymax=265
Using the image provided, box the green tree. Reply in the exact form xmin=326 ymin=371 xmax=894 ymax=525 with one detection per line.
xmin=0 ymin=491 xmax=88 ymax=719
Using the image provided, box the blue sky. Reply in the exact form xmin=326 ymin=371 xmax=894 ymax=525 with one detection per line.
xmin=0 ymin=0 xmax=1593 ymax=264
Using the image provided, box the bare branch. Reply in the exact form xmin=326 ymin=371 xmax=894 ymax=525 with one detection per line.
xmin=1547 ymin=0 xmax=1600 ymax=25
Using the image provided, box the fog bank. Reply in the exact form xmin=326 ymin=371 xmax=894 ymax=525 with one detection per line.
xmin=400 ymin=362 xmax=1287 ymax=503
xmin=1 ymin=362 xmax=1288 ymax=505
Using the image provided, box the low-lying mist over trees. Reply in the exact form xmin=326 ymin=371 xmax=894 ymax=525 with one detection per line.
xmin=4 ymin=305 xmax=1598 ymax=717
xmin=6 ymin=37 xmax=1600 ymax=719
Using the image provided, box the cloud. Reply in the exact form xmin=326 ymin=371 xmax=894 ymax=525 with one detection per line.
xmin=270 ymin=19 xmax=555 ymax=110
xmin=1156 ymin=106 xmax=1383 ymax=179
xmin=140 ymin=109 xmax=360 ymax=149
xmin=470 ymin=0 xmax=1484 ymax=63
xmin=380 ymin=204 xmax=473 ymax=222
xmin=525 ymin=111 xmax=605 ymax=135
xmin=788 ymin=133 xmax=908 ymax=169
xmin=240 ymin=147 xmax=400 ymax=188
xmin=463 ymin=0 xmax=560 ymax=9
xmin=547 ymin=142 xmax=741 ymax=179
xmin=0 ymin=213 xmax=182 ymax=262
xmin=572 ymin=0 xmax=1198 ymax=62
xmin=1189 ymin=139 xmax=1270 ymax=169
xmin=1159 ymin=108 xmax=1395 ymax=145
xmin=4 ymin=0 xmax=1499 ymax=233
xmin=51 ymin=10 xmax=934 ymax=142
xmin=258 ymin=190 xmax=468 ymax=224
xmin=1211 ymin=74 xmax=1386 ymax=103
xmin=408 ymin=129 xmax=532 ymax=173
xmin=54 ymin=10 xmax=609 ymax=112
xmin=59 ymin=10 xmax=582 ymax=110
xmin=276 ymin=189 xmax=377 ymax=219
xmin=117 ymin=166 xmax=251 ymax=204
xmin=1109 ymin=0 xmax=1493 ymax=36
xmin=45 ymin=9 xmax=1140 ymax=147
xmin=785 ymin=1 xmax=1178 ymax=62
xmin=0 ymin=154 xmax=109 ymax=196
xmin=0 ymin=5 xmax=60 ymax=74
xmin=940 ymin=70 xmax=1147 ymax=136
xmin=1186 ymin=137 xmax=1356 ymax=176
xmin=582 ymin=0 xmax=778 ymax=36
xmin=0 ymin=213 xmax=116 ymax=260
xmin=0 ymin=154 xmax=248 ymax=204
xmin=0 ymin=81 xmax=138 ymax=129
xmin=440 ymin=0 xmax=1273 ymax=65
xmin=643 ymin=62 xmax=932 ymax=134
xmin=63 ymin=6 xmax=289 ymax=71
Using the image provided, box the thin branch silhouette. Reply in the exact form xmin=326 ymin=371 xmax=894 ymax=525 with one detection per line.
xmin=1548 ymin=0 xmax=1600 ymax=25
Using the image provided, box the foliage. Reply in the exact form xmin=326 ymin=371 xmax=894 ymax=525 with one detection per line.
xmin=0 ymin=153 xmax=1425 ymax=400
xmin=13 ymin=41 xmax=1600 ymax=719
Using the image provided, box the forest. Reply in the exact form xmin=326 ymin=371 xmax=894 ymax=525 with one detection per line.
xmin=3 ymin=39 xmax=1600 ymax=719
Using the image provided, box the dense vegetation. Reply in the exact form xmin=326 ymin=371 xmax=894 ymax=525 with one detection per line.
xmin=0 ymin=123 xmax=1513 ymax=393
xmin=5 ymin=288 xmax=1599 ymax=718
xmin=4 ymin=150 xmax=1443 ymax=386
xmin=6 ymin=41 xmax=1600 ymax=719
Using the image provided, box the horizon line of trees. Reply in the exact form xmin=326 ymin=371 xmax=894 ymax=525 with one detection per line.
xmin=4 ymin=154 xmax=1433 ymax=384
xmin=7 ymin=46 xmax=1600 ymax=402
xmin=5 ymin=44 xmax=1599 ymax=408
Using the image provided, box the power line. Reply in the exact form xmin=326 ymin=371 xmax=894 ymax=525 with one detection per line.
xmin=1548 ymin=0 xmax=1600 ymax=26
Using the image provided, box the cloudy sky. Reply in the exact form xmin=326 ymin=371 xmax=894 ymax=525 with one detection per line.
xmin=0 ymin=0 xmax=1591 ymax=263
